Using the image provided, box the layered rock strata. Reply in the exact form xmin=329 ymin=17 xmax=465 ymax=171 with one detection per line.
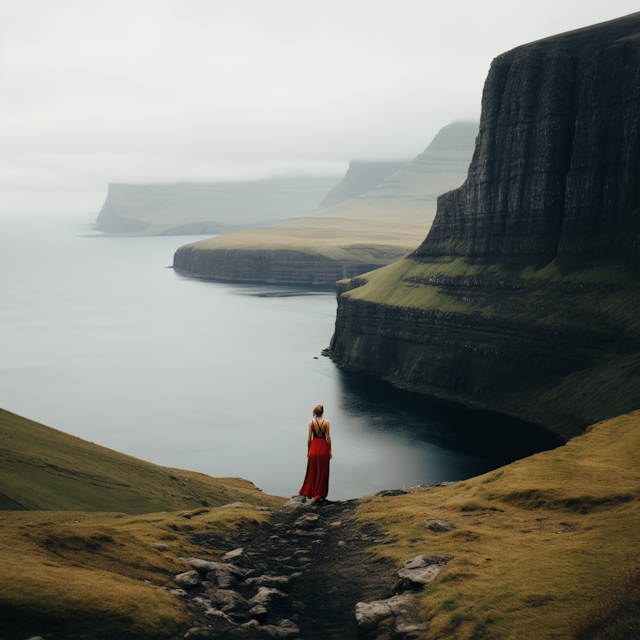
xmin=329 ymin=13 xmax=640 ymax=438
xmin=173 ymin=247 xmax=383 ymax=285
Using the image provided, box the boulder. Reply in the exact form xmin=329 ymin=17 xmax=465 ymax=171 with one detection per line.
xmin=249 ymin=604 xmax=268 ymax=623
xmin=397 ymin=554 xmax=450 ymax=589
xmin=248 ymin=586 xmax=289 ymax=608
xmin=223 ymin=548 xmax=252 ymax=567
xmin=174 ymin=570 xmax=202 ymax=589
xmin=206 ymin=569 xmax=239 ymax=589
xmin=242 ymin=619 xmax=260 ymax=627
xmin=260 ymin=619 xmax=300 ymax=638
xmin=204 ymin=587 xmax=250 ymax=612
xmin=245 ymin=575 xmax=291 ymax=590
xmin=425 ymin=519 xmax=456 ymax=532
xmin=355 ymin=593 xmax=421 ymax=631
xmin=180 ymin=557 xmax=249 ymax=578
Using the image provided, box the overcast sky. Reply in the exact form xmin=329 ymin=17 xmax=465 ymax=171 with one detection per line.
xmin=1 ymin=0 xmax=639 ymax=212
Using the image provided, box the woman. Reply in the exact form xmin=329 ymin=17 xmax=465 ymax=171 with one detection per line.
xmin=299 ymin=403 xmax=332 ymax=501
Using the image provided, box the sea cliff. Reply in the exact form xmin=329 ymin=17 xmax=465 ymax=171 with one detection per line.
xmin=173 ymin=121 xmax=478 ymax=283
xmin=94 ymin=176 xmax=343 ymax=237
xmin=328 ymin=13 xmax=640 ymax=439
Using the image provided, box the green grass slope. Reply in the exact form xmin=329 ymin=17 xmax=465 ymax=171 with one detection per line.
xmin=357 ymin=409 xmax=640 ymax=640
xmin=334 ymin=255 xmax=640 ymax=432
xmin=0 ymin=407 xmax=283 ymax=513
xmin=177 ymin=121 xmax=478 ymax=270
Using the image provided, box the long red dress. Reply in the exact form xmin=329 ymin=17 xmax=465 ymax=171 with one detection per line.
xmin=299 ymin=424 xmax=330 ymax=500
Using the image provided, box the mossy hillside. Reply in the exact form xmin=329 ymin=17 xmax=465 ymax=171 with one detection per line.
xmin=0 ymin=408 xmax=284 ymax=513
xmin=0 ymin=505 xmax=274 ymax=639
xmin=356 ymin=410 xmax=640 ymax=640
xmin=335 ymin=256 xmax=640 ymax=430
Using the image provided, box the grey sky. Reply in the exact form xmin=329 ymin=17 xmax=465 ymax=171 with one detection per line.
xmin=2 ymin=0 xmax=639 ymax=212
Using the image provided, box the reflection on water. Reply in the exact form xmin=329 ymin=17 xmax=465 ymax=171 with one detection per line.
xmin=336 ymin=369 xmax=561 ymax=460
xmin=0 ymin=212 xmax=563 ymax=501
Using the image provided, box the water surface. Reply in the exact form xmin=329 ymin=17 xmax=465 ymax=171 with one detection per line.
xmin=0 ymin=212 xmax=561 ymax=499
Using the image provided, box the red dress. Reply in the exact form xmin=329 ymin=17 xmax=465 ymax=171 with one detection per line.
xmin=299 ymin=420 xmax=330 ymax=500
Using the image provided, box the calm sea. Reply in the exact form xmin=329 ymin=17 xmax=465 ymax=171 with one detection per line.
xmin=0 ymin=212 xmax=561 ymax=500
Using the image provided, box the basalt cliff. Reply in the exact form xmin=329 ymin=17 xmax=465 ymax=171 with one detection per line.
xmin=329 ymin=12 xmax=640 ymax=439
xmin=173 ymin=121 xmax=477 ymax=284
xmin=94 ymin=176 xmax=343 ymax=237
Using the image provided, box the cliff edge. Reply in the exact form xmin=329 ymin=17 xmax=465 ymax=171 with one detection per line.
xmin=329 ymin=12 xmax=640 ymax=438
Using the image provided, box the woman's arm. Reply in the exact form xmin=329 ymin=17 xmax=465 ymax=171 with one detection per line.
xmin=325 ymin=421 xmax=332 ymax=459
xmin=307 ymin=421 xmax=313 ymax=456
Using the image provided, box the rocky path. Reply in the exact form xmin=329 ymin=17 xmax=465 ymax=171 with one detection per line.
xmin=171 ymin=494 xmax=450 ymax=640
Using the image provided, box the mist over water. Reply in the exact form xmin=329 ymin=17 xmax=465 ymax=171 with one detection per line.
xmin=0 ymin=213 xmax=561 ymax=500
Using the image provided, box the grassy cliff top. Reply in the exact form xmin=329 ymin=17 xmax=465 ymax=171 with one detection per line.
xmin=337 ymin=255 xmax=640 ymax=429
xmin=0 ymin=407 xmax=284 ymax=514
xmin=357 ymin=409 xmax=640 ymax=639
xmin=180 ymin=210 xmax=435 ymax=263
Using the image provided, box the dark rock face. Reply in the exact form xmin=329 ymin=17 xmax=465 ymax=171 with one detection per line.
xmin=415 ymin=13 xmax=640 ymax=260
xmin=329 ymin=13 xmax=640 ymax=438
xmin=173 ymin=247 xmax=385 ymax=285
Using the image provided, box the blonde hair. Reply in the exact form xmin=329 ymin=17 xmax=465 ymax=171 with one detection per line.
xmin=312 ymin=404 xmax=324 ymax=417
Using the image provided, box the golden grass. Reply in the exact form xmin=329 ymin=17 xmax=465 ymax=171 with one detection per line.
xmin=563 ymin=563 xmax=640 ymax=640
xmin=0 ymin=504 xmax=273 ymax=638
xmin=355 ymin=410 xmax=640 ymax=640
xmin=182 ymin=210 xmax=434 ymax=264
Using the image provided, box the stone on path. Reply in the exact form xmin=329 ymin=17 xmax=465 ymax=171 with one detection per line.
xmin=248 ymin=604 xmax=268 ymax=623
xmin=179 ymin=557 xmax=250 ymax=578
xmin=260 ymin=619 xmax=300 ymax=638
xmin=245 ymin=574 xmax=291 ymax=589
xmin=223 ymin=547 xmax=252 ymax=567
xmin=294 ymin=514 xmax=320 ymax=529
xmin=248 ymin=586 xmax=289 ymax=608
xmin=282 ymin=495 xmax=313 ymax=510
xmin=202 ymin=587 xmax=250 ymax=613
xmin=206 ymin=569 xmax=239 ymax=589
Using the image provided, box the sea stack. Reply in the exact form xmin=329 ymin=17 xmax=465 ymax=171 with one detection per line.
xmin=328 ymin=12 xmax=640 ymax=439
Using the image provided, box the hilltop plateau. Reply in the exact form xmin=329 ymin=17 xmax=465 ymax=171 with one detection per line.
xmin=173 ymin=121 xmax=478 ymax=284
xmin=328 ymin=12 xmax=640 ymax=438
